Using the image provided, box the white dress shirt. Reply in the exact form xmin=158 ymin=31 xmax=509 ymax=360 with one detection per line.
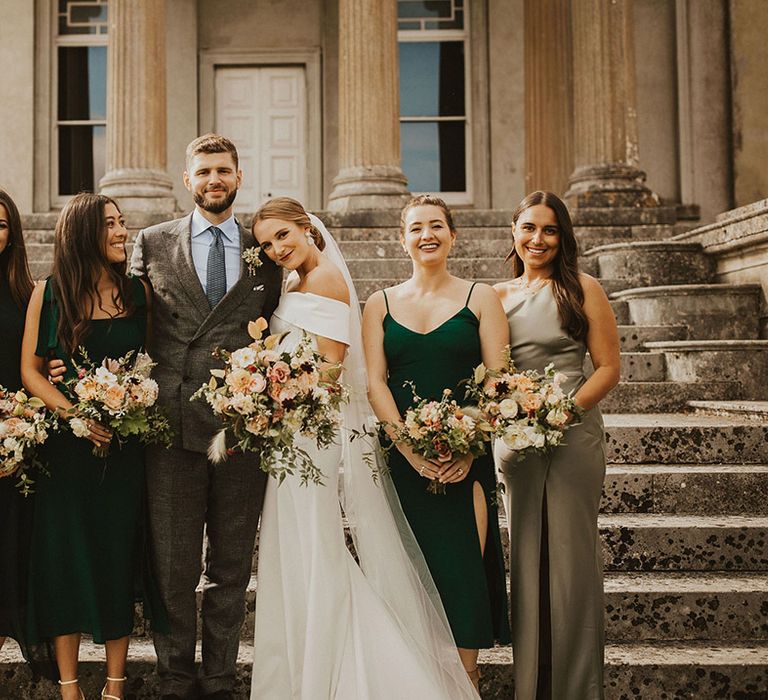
xmin=190 ymin=209 xmax=242 ymax=294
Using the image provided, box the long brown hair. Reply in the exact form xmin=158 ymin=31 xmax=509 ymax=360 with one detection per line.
xmin=0 ymin=189 xmax=34 ymax=309
xmin=252 ymin=197 xmax=326 ymax=251
xmin=506 ymin=191 xmax=589 ymax=341
xmin=51 ymin=192 xmax=134 ymax=355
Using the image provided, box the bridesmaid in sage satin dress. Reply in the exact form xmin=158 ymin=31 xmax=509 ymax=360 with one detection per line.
xmin=493 ymin=191 xmax=620 ymax=700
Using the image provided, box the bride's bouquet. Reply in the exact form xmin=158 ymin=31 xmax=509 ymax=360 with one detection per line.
xmin=0 ymin=386 xmax=56 ymax=496
xmin=392 ymin=383 xmax=489 ymax=495
xmin=465 ymin=349 xmax=577 ymax=462
xmin=191 ymin=318 xmax=348 ymax=486
xmin=66 ymin=350 xmax=173 ymax=457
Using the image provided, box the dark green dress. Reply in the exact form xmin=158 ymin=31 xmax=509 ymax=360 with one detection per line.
xmin=26 ymin=277 xmax=165 ymax=644
xmin=382 ymin=284 xmax=510 ymax=649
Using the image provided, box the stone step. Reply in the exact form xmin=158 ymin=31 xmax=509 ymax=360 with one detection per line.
xmin=571 ymin=206 xmax=677 ymax=227
xmin=599 ymin=514 xmax=768 ymax=572
xmin=603 ymin=572 xmax=768 ymax=641
xmin=610 ymin=299 xmax=630 ymax=324
xmin=583 ymin=241 xmax=715 ymax=287
xmin=574 ymin=224 xmax=678 ymax=257
xmin=612 ymin=283 xmax=763 ymax=340
xmin=600 ymin=380 xmax=743 ymax=413
xmin=645 ymin=340 xmax=768 ymax=401
xmin=3 ymin=638 xmax=767 ymax=699
xmin=585 ymin=352 xmax=667 ymax=382
xmin=689 ymin=400 xmax=768 ymax=421
xmin=603 ymin=413 xmax=768 ymax=464
xmin=602 ymin=464 xmax=768 ymax=515
xmin=616 ymin=324 xmax=689 ymax=351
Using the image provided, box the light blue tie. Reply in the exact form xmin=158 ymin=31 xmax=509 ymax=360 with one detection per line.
xmin=206 ymin=226 xmax=227 ymax=308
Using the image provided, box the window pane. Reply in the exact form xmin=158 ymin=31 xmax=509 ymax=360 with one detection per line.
xmin=399 ymin=42 xmax=465 ymax=117
xmin=58 ymin=125 xmax=106 ymax=195
xmin=398 ymin=1 xmax=453 ymax=19
xmin=401 ymin=121 xmax=466 ymax=192
xmin=58 ymin=46 xmax=107 ymax=120
xmin=58 ymin=0 xmax=108 ymax=35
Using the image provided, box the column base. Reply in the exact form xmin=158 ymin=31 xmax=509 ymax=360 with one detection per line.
xmin=99 ymin=168 xmax=176 ymax=213
xmin=327 ymin=165 xmax=410 ymax=212
xmin=564 ymin=163 xmax=661 ymax=209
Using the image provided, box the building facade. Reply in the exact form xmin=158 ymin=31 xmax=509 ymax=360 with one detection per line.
xmin=0 ymin=0 xmax=766 ymax=222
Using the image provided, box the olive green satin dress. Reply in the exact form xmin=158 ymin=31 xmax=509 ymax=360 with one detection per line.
xmin=494 ymin=283 xmax=605 ymax=699
xmin=382 ymin=284 xmax=510 ymax=649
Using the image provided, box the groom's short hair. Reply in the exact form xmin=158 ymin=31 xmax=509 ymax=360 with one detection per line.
xmin=185 ymin=133 xmax=239 ymax=169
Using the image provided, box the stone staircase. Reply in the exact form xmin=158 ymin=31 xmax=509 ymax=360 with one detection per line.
xmin=2 ymin=209 xmax=767 ymax=699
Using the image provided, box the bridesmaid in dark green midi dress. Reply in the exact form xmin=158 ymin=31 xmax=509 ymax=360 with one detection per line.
xmin=363 ymin=195 xmax=511 ymax=691
xmin=20 ymin=193 xmax=165 ymax=700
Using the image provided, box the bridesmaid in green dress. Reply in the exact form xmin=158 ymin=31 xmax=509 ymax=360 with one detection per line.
xmin=493 ymin=191 xmax=620 ymax=700
xmin=20 ymin=193 xmax=162 ymax=700
xmin=363 ymin=195 xmax=511 ymax=691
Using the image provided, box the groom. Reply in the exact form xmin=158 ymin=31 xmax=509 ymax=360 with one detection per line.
xmin=131 ymin=134 xmax=282 ymax=699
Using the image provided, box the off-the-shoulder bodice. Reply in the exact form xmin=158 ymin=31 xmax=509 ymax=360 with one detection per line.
xmin=271 ymin=291 xmax=351 ymax=350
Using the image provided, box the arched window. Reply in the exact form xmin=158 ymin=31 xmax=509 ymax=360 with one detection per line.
xmin=398 ymin=0 xmax=470 ymax=203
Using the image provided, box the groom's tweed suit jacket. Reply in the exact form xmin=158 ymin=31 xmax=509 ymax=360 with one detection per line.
xmin=131 ymin=213 xmax=282 ymax=454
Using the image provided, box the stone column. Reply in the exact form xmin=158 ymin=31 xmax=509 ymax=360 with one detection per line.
xmin=99 ymin=0 xmax=175 ymax=212
xmin=524 ymin=0 xmax=573 ymax=196
xmin=327 ymin=0 xmax=409 ymax=211
xmin=564 ymin=0 xmax=659 ymax=208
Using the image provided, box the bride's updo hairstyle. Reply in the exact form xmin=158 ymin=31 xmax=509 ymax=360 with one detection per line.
xmin=252 ymin=197 xmax=326 ymax=251
xmin=506 ymin=191 xmax=589 ymax=341
xmin=399 ymin=194 xmax=456 ymax=237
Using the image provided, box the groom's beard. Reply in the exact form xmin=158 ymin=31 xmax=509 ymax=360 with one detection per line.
xmin=194 ymin=187 xmax=238 ymax=214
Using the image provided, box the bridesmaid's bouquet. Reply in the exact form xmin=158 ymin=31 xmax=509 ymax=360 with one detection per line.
xmin=191 ymin=317 xmax=347 ymax=486
xmin=393 ymin=383 xmax=489 ymax=495
xmin=465 ymin=349 xmax=577 ymax=462
xmin=66 ymin=350 xmax=173 ymax=457
xmin=0 ymin=386 xmax=56 ymax=496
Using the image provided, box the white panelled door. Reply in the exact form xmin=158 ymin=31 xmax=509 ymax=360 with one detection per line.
xmin=214 ymin=66 xmax=307 ymax=211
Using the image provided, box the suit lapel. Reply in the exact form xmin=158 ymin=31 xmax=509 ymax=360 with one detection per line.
xmin=171 ymin=214 xmax=211 ymax=322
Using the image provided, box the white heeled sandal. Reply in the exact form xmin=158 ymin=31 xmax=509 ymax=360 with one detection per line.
xmin=58 ymin=678 xmax=85 ymax=700
xmin=101 ymin=675 xmax=126 ymax=700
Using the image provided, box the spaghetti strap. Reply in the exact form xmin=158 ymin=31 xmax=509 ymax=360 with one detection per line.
xmin=464 ymin=282 xmax=478 ymax=307
xmin=382 ymin=289 xmax=391 ymax=314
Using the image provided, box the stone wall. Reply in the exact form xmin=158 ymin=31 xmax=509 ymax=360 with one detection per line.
xmin=675 ymin=199 xmax=768 ymax=337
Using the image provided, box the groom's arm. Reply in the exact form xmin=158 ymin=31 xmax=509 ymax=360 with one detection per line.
xmin=130 ymin=229 xmax=148 ymax=278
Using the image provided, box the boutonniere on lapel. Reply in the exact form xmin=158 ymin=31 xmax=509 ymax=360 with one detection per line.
xmin=242 ymin=246 xmax=264 ymax=276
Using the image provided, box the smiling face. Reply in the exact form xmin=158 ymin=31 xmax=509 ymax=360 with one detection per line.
xmin=0 ymin=204 xmax=9 ymax=256
xmin=253 ymin=216 xmax=314 ymax=270
xmin=512 ymin=204 xmax=560 ymax=275
xmin=184 ymin=151 xmax=242 ymax=216
xmin=401 ymin=204 xmax=456 ymax=266
xmin=103 ymin=202 xmax=128 ymax=264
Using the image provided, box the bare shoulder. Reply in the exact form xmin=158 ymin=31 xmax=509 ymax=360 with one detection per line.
xmin=29 ymin=279 xmax=47 ymax=304
xmin=471 ymin=282 xmax=500 ymax=303
xmin=579 ymin=272 xmax=608 ymax=298
xmin=303 ymin=262 xmax=350 ymax=304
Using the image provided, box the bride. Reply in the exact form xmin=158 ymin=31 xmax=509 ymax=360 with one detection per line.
xmin=249 ymin=197 xmax=478 ymax=699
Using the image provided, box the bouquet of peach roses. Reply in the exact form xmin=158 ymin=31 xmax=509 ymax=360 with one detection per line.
xmin=191 ymin=318 xmax=347 ymax=486
xmin=0 ymin=386 xmax=56 ymax=495
xmin=65 ymin=350 xmax=172 ymax=457
xmin=465 ymin=348 xmax=577 ymax=462
xmin=392 ymin=383 xmax=489 ymax=495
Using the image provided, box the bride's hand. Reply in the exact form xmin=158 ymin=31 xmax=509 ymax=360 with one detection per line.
xmin=398 ymin=444 xmax=440 ymax=481
xmin=436 ymin=453 xmax=473 ymax=484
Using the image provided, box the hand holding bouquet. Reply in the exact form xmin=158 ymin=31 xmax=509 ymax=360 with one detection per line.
xmin=391 ymin=383 xmax=488 ymax=495
xmin=66 ymin=350 xmax=172 ymax=457
xmin=0 ymin=386 xmax=56 ymax=495
xmin=466 ymin=348 xmax=577 ymax=462
xmin=191 ymin=318 xmax=348 ymax=486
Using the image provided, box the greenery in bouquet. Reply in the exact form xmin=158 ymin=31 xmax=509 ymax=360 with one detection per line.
xmin=392 ymin=382 xmax=489 ymax=495
xmin=191 ymin=317 xmax=348 ymax=486
xmin=465 ymin=347 xmax=577 ymax=462
xmin=65 ymin=349 xmax=173 ymax=457
xmin=0 ymin=386 xmax=56 ymax=496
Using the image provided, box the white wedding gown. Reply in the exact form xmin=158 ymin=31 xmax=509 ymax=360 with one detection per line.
xmin=251 ymin=291 xmax=476 ymax=700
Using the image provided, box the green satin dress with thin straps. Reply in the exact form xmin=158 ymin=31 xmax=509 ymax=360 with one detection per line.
xmin=382 ymin=283 xmax=510 ymax=649
xmin=26 ymin=277 xmax=166 ymax=644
